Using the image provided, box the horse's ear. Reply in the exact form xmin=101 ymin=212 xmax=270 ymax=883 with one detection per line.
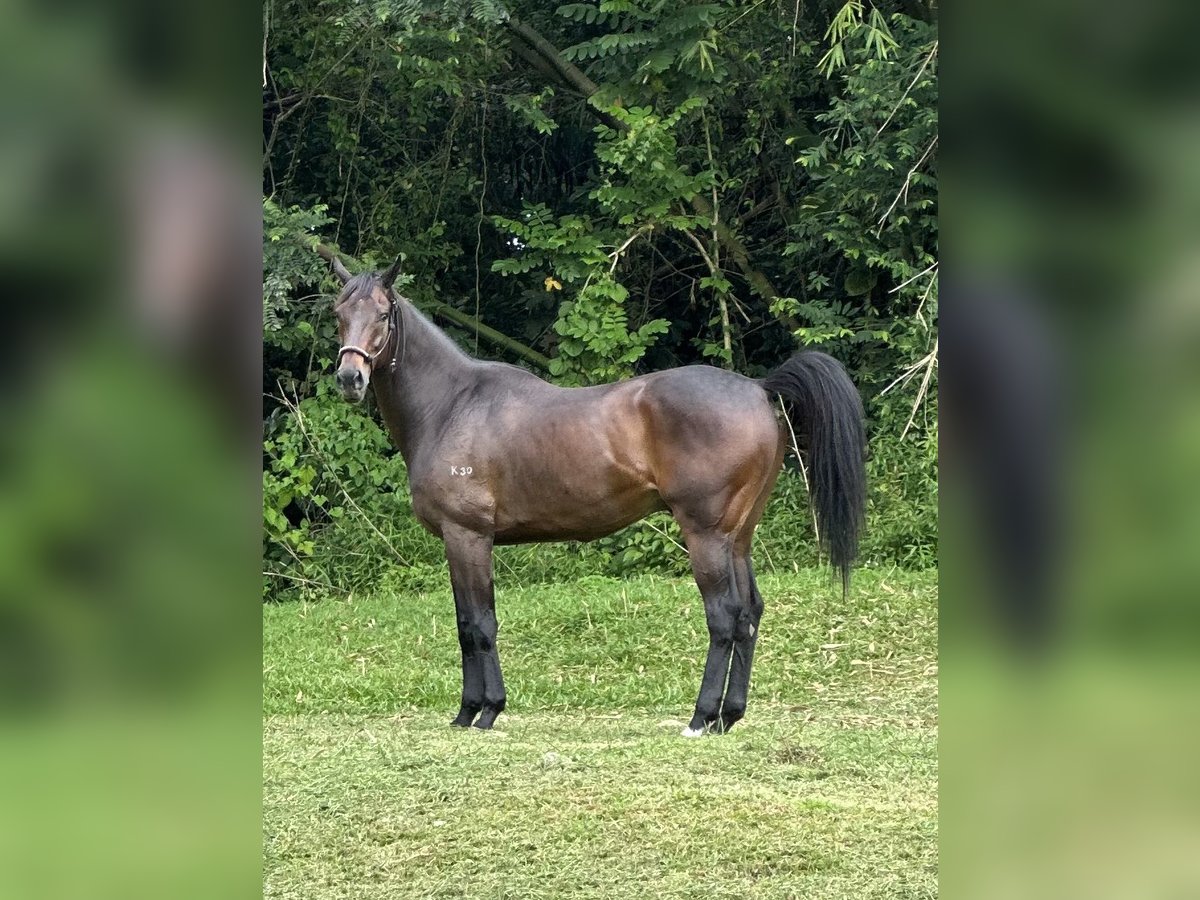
xmin=331 ymin=256 xmax=353 ymax=285
xmin=380 ymin=252 xmax=404 ymax=289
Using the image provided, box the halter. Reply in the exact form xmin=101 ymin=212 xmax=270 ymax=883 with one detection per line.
xmin=337 ymin=290 xmax=402 ymax=372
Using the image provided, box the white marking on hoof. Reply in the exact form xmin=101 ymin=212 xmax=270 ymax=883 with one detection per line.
xmin=681 ymin=726 xmax=705 ymax=738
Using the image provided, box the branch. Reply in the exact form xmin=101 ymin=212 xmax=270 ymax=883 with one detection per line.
xmin=695 ymin=198 xmax=794 ymax=319
xmin=608 ymin=226 xmax=652 ymax=274
xmin=876 ymin=135 xmax=937 ymax=233
xmin=875 ymin=40 xmax=938 ymax=140
xmin=306 ymin=237 xmax=341 ymax=266
xmin=505 ymin=29 xmax=568 ymax=88
xmin=298 ymin=236 xmax=552 ymax=371
xmin=738 ymin=194 xmax=778 ymax=227
xmin=505 ymin=18 xmax=601 ymax=94
xmin=504 ymin=18 xmax=624 ymax=130
xmin=681 ymin=229 xmax=733 ymax=365
xmin=425 ymin=299 xmax=552 ymax=370
xmin=879 ymin=336 xmax=938 ymax=440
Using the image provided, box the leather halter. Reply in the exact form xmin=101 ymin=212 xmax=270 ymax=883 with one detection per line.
xmin=336 ymin=291 xmax=401 ymax=372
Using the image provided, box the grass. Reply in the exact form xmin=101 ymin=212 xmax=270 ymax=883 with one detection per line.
xmin=264 ymin=568 xmax=937 ymax=899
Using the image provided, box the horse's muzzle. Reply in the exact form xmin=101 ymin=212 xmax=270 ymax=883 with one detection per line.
xmin=336 ymin=367 xmax=367 ymax=402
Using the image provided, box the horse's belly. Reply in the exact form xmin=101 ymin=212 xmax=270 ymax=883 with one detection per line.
xmin=491 ymin=473 xmax=665 ymax=544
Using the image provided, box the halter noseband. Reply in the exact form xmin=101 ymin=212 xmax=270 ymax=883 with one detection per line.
xmin=337 ymin=291 xmax=401 ymax=372
xmin=337 ymin=343 xmax=387 ymax=365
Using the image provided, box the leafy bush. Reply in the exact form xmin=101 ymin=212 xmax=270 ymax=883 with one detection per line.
xmin=263 ymin=380 xmax=421 ymax=597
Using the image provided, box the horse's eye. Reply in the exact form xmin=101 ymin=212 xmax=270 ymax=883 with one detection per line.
xmin=379 ymin=312 xmax=389 ymax=321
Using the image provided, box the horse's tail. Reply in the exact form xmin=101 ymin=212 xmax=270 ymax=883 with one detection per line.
xmin=760 ymin=351 xmax=867 ymax=593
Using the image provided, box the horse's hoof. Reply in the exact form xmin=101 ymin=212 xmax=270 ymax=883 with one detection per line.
xmin=473 ymin=710 xmax=500 ymax=730
xmin=680 ymin=726 xmax=705 ymax=738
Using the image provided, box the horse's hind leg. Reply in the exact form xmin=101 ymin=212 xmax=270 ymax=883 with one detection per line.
xmin=719 ymin=473 xmax=777 ymax=732
xmin=679 ymin=528 xmax=740 ymax=736
xmin=721 ymin=551 xmax=764 ymax=732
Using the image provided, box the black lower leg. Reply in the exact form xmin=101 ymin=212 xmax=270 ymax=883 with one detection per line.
xmin=683 ymin=533 xmax=739 ymax=734
xmin=688 ymin=622 xmax=734 ymax=733
xmin=445 ymin=528 xmax=505 ymax=730
xmin=720 ymin=559 xmax=763 ymax=732
xmin=720 ymin=621 xmax=761 ymax=731
xmin=471 ymin=608 xmax=506 ymax=730
xmin=450 ymin=623 xmax=484 ymax=726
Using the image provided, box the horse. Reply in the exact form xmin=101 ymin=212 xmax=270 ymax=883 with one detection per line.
xmin=327 ymin=254 xmax=866 ymax=735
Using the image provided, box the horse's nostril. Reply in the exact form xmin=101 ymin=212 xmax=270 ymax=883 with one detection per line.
xmin=336 ymin=369 xmax=365 ymax=391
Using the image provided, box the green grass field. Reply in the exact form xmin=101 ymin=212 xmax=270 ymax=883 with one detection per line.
xmin=264 ymin=568 xmax=937 ymax=899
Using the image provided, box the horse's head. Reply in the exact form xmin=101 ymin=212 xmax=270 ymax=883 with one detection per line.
xmin=329 ymin=254 xmax=402 ymax=403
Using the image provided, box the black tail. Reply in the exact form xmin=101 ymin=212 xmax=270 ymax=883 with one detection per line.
xmin=761 ymin=351 xmax=867 ymax=592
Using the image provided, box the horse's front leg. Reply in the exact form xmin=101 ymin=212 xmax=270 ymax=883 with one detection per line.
xmin=443 ymin=524 xmax=506 ymax=729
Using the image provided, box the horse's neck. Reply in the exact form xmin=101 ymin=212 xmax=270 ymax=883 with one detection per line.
xmin=373 ymin=303 xmax=474 ymax=462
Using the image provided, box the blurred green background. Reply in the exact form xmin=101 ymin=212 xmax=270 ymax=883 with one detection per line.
xmin=0 ymin=0 xmax=260 ymax=897
xmin=944 ymin=0 xmax=1200 ymax=896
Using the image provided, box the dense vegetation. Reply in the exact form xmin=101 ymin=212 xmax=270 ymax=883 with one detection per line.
xmin=262 ymin=0 xmax=938 ymax=597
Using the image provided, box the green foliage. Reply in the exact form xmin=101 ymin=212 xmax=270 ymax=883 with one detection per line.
xmin=263 ymin=199 xmax=333 ymax=346
xmin=818 ymin=0 xmax=901 ymax=77
xmin=492 ymin=203 xmax=608 ymax=283
xmin=559 ymin=0 xmax=729 ymax=98
xmin=590 ymin=99 xmax=713 ymax=224
xmin=594 ymin=512 xmax=690 ymax=576
xmin=263 ymin=381 xmax=423 ymax=597
xmin=786 ymin=16 xmax=939 ymax=561
xmin=491 ymin=99 xmax=713 ymax=383
xmin=864 ymin=394 xmax=939 ymax=566
xmin=489 ymin=204 xmax=670 ymax=381
xmin=503 ymin=86 xmax=559 ymax=135
xmin=550 ymin=274 xmax=670 ymax=384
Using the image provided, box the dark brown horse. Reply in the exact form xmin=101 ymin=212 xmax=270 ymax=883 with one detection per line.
xmin=329 ymin=256 xmax=866 ymax=735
